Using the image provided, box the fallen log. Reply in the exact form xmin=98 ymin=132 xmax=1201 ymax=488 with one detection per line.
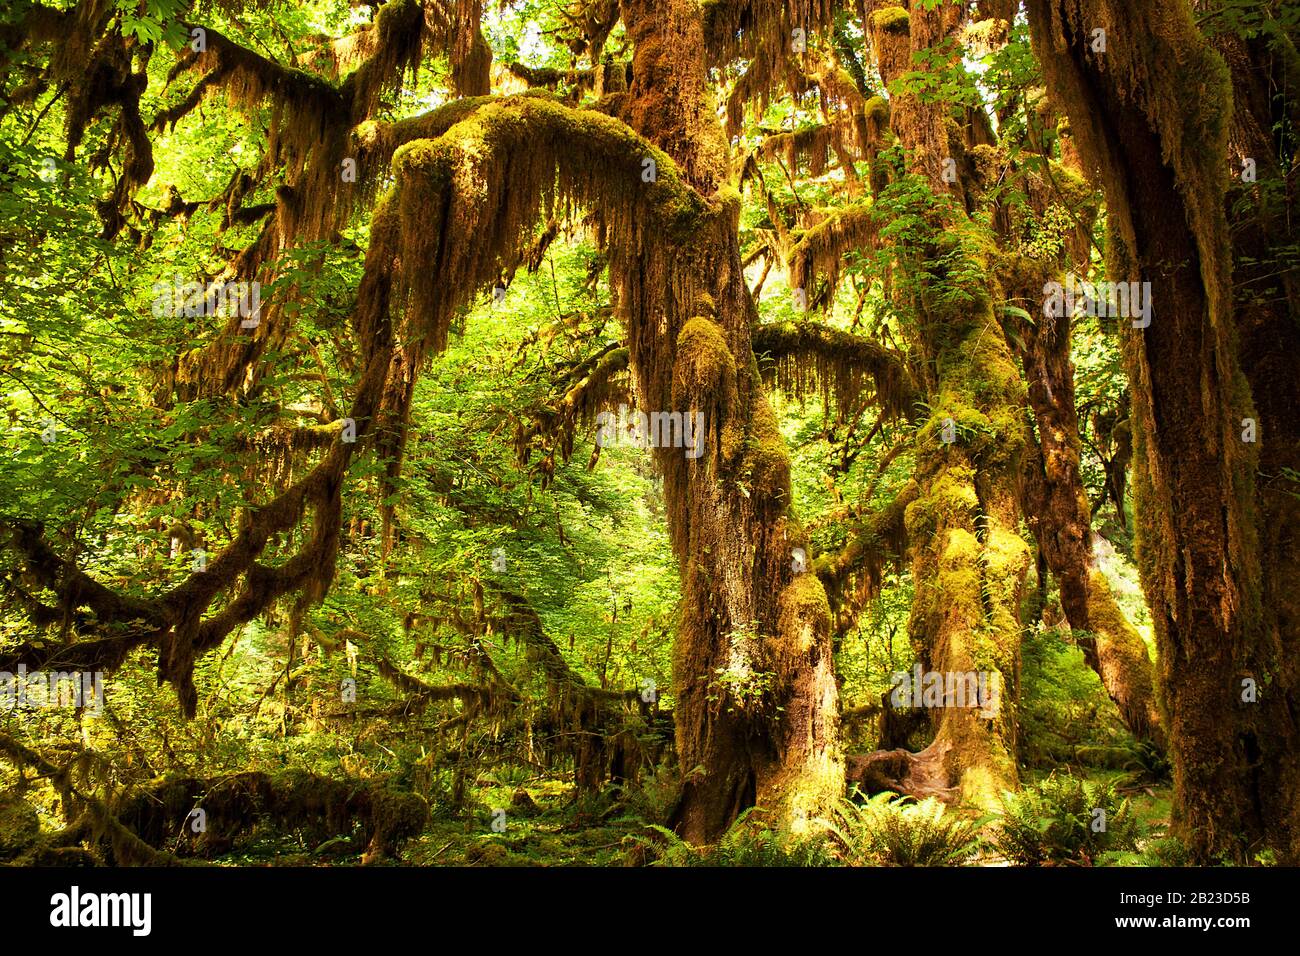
xmin=111 ymin=771 xmax=428 ymax=864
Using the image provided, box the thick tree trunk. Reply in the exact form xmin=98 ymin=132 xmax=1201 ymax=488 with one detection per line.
xmin=1026 ymin=0 xmax=1289 ymax=862
xmin=1213 ymin=27 xmax=1300 ymax=863
xmin=863 ymin=5 xmax=1029 ymax=807
xmin=615 ymin=0 xmax=842 ymax=842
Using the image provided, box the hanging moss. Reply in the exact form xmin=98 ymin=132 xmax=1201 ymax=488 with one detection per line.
xmin=785 ymin=203 xmax=879 ymax=311
xmin=752 ymin=320 xmax=916 ymax=424
xmin=0 ymin=794 xmax=41 ymax=861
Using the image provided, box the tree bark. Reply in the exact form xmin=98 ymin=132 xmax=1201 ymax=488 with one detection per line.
xmin=613 ymin=0 xmax=843 ymax=843
xmin=1026 ymin=0 xmax=1289 ymax=862
xmin=862 ymin=5 xmax=1030 ymax=807
xmin=1212 ymin=25 xmax=1300 ymax=863
xmin=1011 ymin=292 xmax=1164 ymax=748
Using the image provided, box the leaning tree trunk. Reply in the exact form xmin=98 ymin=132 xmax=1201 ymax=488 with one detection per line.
xmin=1009 ymin=281 xmax=1165 ymax=748
xmin=1026 ymin=0 xmax=1292 ymax=863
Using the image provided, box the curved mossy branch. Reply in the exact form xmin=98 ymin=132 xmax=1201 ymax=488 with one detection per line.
xmin=350 ymin=90 xmax=561 ymax=199
xmin=153 ymin=0 xmax=482 ymax=241
xmin=784 ymin=203 xmax=878 ymax=306
xmin=813 ymin=478 xmax=917 ymax=633
xmin=374 ymin=656 xmax=518 ymax=711
xmin=0 ymin=521 xmax=169 ymax=628
xmin=165 ymin=0 xmax=425 ymax=128
xmin=513 ymin=342 xmax=632 ymax=471
xmin=751 ymin=319 xmax=917 ymax=421
xmin=504 ymin=61 xmax=601 ymax=98
xmin=349 ymin=94 xmax=706 ymax=553
xmin=0 ymin=201 xmax=402 ymax=715
xmin=365 ymin=93 xmax=707 ymax=355
xmin=494 ymin=587 xmax=643 ymax=707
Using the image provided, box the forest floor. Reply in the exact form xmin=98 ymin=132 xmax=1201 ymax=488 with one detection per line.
xmin=200 ymin=770 xmax=1174 ymax=867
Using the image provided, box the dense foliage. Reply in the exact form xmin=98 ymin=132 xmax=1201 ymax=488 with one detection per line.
xmin=0 ymin=0 xmax=1295 ymax=868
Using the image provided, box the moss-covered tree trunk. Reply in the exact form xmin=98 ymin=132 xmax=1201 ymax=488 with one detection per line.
xmin=1213 ymin=26 xmax=1300 ymax=863
xmin=1026 ymin=0 xmax=1294 ymax=862
xmin=864 ymin=5 xmax=1029 ymax=807
xmin=615 ymin=0 xmax=843 ymax=842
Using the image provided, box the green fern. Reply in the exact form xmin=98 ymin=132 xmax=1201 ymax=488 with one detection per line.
xmin=994 ymin=773 xmax=1141 ymax=865
xmin=823 ymin=790 xmax=984 ymax=866
xmin=644 ymin=809 xmax=835 ymax=867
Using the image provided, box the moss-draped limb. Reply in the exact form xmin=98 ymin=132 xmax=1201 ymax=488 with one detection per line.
xmin=374 ymin=656 xmax=518 ymax=712
xmin=814 ymin=479 xmax=918 ymax=636
xmin=513 ymin=342 xmax=632 ymax=468
xmin=109 ymin=771 xmax=427 ymax=862
xmin=783 ymin=203 xmax=879 ymax=306
xmin=751 ymin=319 xmax=917 ymax=421
xmin=1 ymin=197 xmax=402 ymax=716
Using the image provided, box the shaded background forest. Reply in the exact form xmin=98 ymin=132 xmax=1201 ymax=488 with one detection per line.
xmin=0 ymin=0 xmax=1295 ymax=867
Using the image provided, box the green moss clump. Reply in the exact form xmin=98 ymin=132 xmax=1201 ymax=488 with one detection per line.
xmin=1048 ymin=159 xmax=1097 ymax=211
xmin=995 ymin=249 xmax=1055 ymax=295
xmin=871 ymin=7 xmax=911 ymax=35
xmin=938 ymin=527 xmax=984 ymax=626
xmin=904 ymin=462 xmax=978 ymax=539
xmin=742 ymin=394 xmax=792 ymax=502
xmin=864 ymin=95 xmax=890 ymax=125
xmin=674 ymin=316 xmax=736 ymax=399
xmin=369 ymin=788 xmax=430 ymax=846
xmin=775 ymin=574 xmax=832 ymax=659
xmin=982 ymin=526 xmax=1031 ymax=639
